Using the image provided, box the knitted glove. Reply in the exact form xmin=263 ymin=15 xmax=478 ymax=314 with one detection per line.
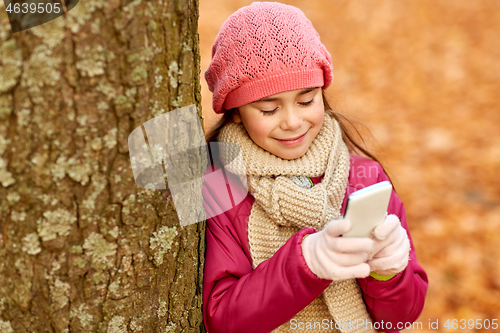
xmin=367 ymin=214 xmax=411 ymax=276
xmin=301 ymin=219 xmax=374 ymax=281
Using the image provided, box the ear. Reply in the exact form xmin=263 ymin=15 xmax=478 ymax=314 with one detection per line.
xmin=232 ymin=109 xmax=242 ymax=124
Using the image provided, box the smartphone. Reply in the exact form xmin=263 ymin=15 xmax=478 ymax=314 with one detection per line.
xmin=342 ymin=181 xmax=393 ymax=238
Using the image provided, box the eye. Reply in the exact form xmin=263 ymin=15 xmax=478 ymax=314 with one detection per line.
xmin=261 ymin=107 xmax=278 ymax=115
xmin=299 ymin=99 xmax=314 ymax=106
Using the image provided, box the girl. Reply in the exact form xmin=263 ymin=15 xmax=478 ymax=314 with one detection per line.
xmin=202 ymin=2 xmax=428 ymax=332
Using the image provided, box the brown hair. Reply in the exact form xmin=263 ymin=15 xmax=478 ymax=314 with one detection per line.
xmin=204 ymin=91 xmax=397 ymax=192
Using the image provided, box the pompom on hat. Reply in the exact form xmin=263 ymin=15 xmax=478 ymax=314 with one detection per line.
xmin=205 ymin=1 xmax=334 ymax=114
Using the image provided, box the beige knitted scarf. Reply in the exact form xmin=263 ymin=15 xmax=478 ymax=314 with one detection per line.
xmin=217 ymin=113 xmax=376 ymax=333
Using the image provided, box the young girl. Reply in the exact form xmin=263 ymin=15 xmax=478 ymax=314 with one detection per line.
xmin=202 ymin=2 xmax=428 ymax=332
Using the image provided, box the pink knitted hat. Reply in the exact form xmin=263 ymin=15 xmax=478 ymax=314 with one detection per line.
xmin=205 ymin=1 xmax=334 ymax=114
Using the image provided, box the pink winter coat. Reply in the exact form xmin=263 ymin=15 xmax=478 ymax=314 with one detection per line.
xmin=202 ymin=154 xmax=428 ymax=333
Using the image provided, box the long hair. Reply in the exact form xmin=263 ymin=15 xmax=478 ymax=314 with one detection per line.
xmin=204 ymin=91 xmax=397 ymax=192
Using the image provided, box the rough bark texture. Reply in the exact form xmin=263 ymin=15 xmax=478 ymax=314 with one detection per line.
xmin=0 ymin=0 xmax=206 ymax=332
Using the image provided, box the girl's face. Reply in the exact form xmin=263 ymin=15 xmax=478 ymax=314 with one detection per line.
xmin=232 ymin=87 xmax=325 ymax=160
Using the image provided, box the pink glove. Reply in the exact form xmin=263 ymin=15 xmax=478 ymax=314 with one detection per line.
xmin=367 ymin=214 xmax=411 ymax=276
xmin=301 ymin=219 xmax=374 ymax=281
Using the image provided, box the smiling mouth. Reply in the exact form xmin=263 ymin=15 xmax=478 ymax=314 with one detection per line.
xmin=277 ymin=132 xmax=307 ymax=141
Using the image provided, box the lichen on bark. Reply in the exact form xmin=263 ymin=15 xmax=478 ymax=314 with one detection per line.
xmin=0 ymin=0 xmax=205 ymax=331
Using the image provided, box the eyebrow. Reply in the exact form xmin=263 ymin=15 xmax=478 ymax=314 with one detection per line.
xmin=253 ymin=87 xmax=319 ymax=103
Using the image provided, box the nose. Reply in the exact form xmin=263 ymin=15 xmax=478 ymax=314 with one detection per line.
xmin=280 ymin=106 xmax=303 ymax=131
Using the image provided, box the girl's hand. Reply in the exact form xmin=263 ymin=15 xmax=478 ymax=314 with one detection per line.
xmin=367 ymin=214 xmax=411 ymax=276
xmin=302 ymin=219 xmax=374 ymax=281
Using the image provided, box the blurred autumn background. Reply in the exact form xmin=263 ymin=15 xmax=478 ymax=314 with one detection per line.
xmin=199 ymin=0 xmax=500 ymax=331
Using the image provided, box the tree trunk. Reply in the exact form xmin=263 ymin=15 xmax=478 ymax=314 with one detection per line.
xmin=0 ymin=0 xmax=206 ymax=331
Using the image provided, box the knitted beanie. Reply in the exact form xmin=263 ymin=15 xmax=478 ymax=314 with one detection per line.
xmin=205 ymin=1 xmax=334 ymax=114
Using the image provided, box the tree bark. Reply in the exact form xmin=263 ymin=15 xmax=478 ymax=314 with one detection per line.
xmin=0 ymin=0 xmax=206 ymax=331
